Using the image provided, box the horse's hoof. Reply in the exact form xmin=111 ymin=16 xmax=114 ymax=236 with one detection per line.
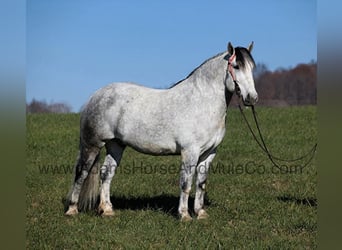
xmin=180 ymin=213 xmax=192 ymax=222
xmin=65 ymin=205 xmax=78 ymax=216
xmin=197 ymin=209 xmax=209 ymax=220
xmin=97 ymin=202 xmax=114 ymax=216
xmin=98 ymin=204 xmax=114 ymax=216
xmin=101 ymin=209 xmax=114 ymax=216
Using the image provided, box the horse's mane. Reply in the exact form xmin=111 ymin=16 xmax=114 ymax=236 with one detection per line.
xmin=169 ymin=47 xmax=255 ymax=89
xmin=169 ymin=52 xmax=225 ymax=88
xmin=234 ymin=47 xmax=256 ymax=69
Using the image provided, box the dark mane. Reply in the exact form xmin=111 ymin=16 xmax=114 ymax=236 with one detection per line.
xmin=169 ymin=52 xmax=226 ymax=88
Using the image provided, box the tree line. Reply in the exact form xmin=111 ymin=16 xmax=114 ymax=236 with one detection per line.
xmin=26 ymin=99 xmax=72 ymax=113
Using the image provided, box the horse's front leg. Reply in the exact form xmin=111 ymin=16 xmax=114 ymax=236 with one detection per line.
xmin=178 ymin=149 xmax=199 ymax=221
xmin=194 ymin=151 xmax=216 ymax=219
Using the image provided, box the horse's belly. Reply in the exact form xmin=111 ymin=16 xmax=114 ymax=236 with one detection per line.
xmin=116 ymin=126 xmax=178 ymax=155
xmin=125 ymin=138 xmax=179 ymax=155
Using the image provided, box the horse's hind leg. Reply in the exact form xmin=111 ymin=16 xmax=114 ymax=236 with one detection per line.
xmin=98 ymin=139 xmax=125 ymax=216
xmin=194 ymin=150 xmax=216 ymax=220
xmin=65 ymin=146 xmax=100 ymax=215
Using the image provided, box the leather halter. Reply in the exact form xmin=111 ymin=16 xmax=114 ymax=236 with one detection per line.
xmin=227 ymin=53 xmax=241 ymax=97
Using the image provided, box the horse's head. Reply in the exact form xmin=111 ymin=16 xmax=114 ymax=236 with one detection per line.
xmin=225 ymin=42 xmax=258 ymax=106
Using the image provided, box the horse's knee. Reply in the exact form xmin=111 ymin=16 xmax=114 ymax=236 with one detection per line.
xmin=179 ymin=173 xmax=193 ymax=193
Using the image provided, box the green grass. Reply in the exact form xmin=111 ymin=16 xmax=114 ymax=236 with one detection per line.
xmin=26 ymin=106 xmax=317 ymax=249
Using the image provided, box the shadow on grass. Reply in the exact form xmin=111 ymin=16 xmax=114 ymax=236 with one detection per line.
xmin=110 ymin=194 xmax=211 ymax=218
xmin=62 ymin=194 xmax=211 ymax=218
xmin=277 ymin=195 xmax=317 ymax=207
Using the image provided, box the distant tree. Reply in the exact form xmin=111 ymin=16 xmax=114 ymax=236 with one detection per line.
xmin=26 ymin=99 xmax=49 ymax=113
xmin=253 ymin=61 xmax=316 ymax=106
xmin=26 ymin=99 xmax=72 ymax=113
xmin=253 ymin=63 xmax=270 ymax=79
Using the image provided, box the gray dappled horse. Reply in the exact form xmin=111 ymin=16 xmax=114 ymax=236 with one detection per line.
xmin=66 ymin=42 xmax=258 ymax=221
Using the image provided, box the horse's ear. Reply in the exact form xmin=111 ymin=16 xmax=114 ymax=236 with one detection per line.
xmin=227 ymin=42 xmax=235 ymax=55
xmin=247 ymin=41 xmax=254 ymax=53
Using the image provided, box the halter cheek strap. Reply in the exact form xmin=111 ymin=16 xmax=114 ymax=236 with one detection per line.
xmin=227 ymin=54 xmax=241 ymax=97
xmin=227 ymin=54 xmax=236 ymax=81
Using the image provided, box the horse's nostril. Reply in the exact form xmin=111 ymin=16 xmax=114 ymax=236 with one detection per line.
xmin=244 ymin=93 xmax=258 ymax=106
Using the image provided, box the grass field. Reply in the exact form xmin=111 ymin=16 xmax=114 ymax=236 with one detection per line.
xmin=26 ymin=106 xmax=317 ymax=249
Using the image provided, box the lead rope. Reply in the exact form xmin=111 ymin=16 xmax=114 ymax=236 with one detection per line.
xmin=237 ymin=99 xmax=317 ymax=170
xmin=227 ymin=53 xmax=317 ymax=170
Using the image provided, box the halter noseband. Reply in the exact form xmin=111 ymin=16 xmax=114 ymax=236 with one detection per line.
xmin=227 ymin=53 xmax=241 ymax=97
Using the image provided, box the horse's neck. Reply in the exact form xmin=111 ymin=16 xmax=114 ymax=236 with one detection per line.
xmin=176 ymin=52 xmax=230 ymax=108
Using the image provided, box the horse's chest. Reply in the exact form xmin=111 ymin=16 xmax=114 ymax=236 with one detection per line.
xmin=212 ymin=122 xmax=226 ymax=147
xmin=200 ymin=118 xmax=226 ymax=151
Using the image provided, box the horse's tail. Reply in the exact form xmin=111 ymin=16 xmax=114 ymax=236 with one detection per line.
xmin=78 ymin=151 xmax=101 ymax=212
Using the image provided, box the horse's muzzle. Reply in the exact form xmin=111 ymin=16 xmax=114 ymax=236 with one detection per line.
xmin=244 ymin=93 xmax=258 ymax=106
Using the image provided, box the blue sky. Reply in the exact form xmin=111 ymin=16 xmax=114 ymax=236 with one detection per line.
xmin=27 ymin=0 xmax=316 ymax=112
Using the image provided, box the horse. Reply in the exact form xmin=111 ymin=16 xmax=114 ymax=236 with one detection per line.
xmin=65 ymin=42 xmax=258 ymax=221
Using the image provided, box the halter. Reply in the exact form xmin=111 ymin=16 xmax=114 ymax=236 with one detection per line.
xmin=227 ymin=53 xmax=241 ymax=97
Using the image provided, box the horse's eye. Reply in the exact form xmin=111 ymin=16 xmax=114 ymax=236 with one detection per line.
xmin=233 ymin=65 xmax=240 ymax=70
